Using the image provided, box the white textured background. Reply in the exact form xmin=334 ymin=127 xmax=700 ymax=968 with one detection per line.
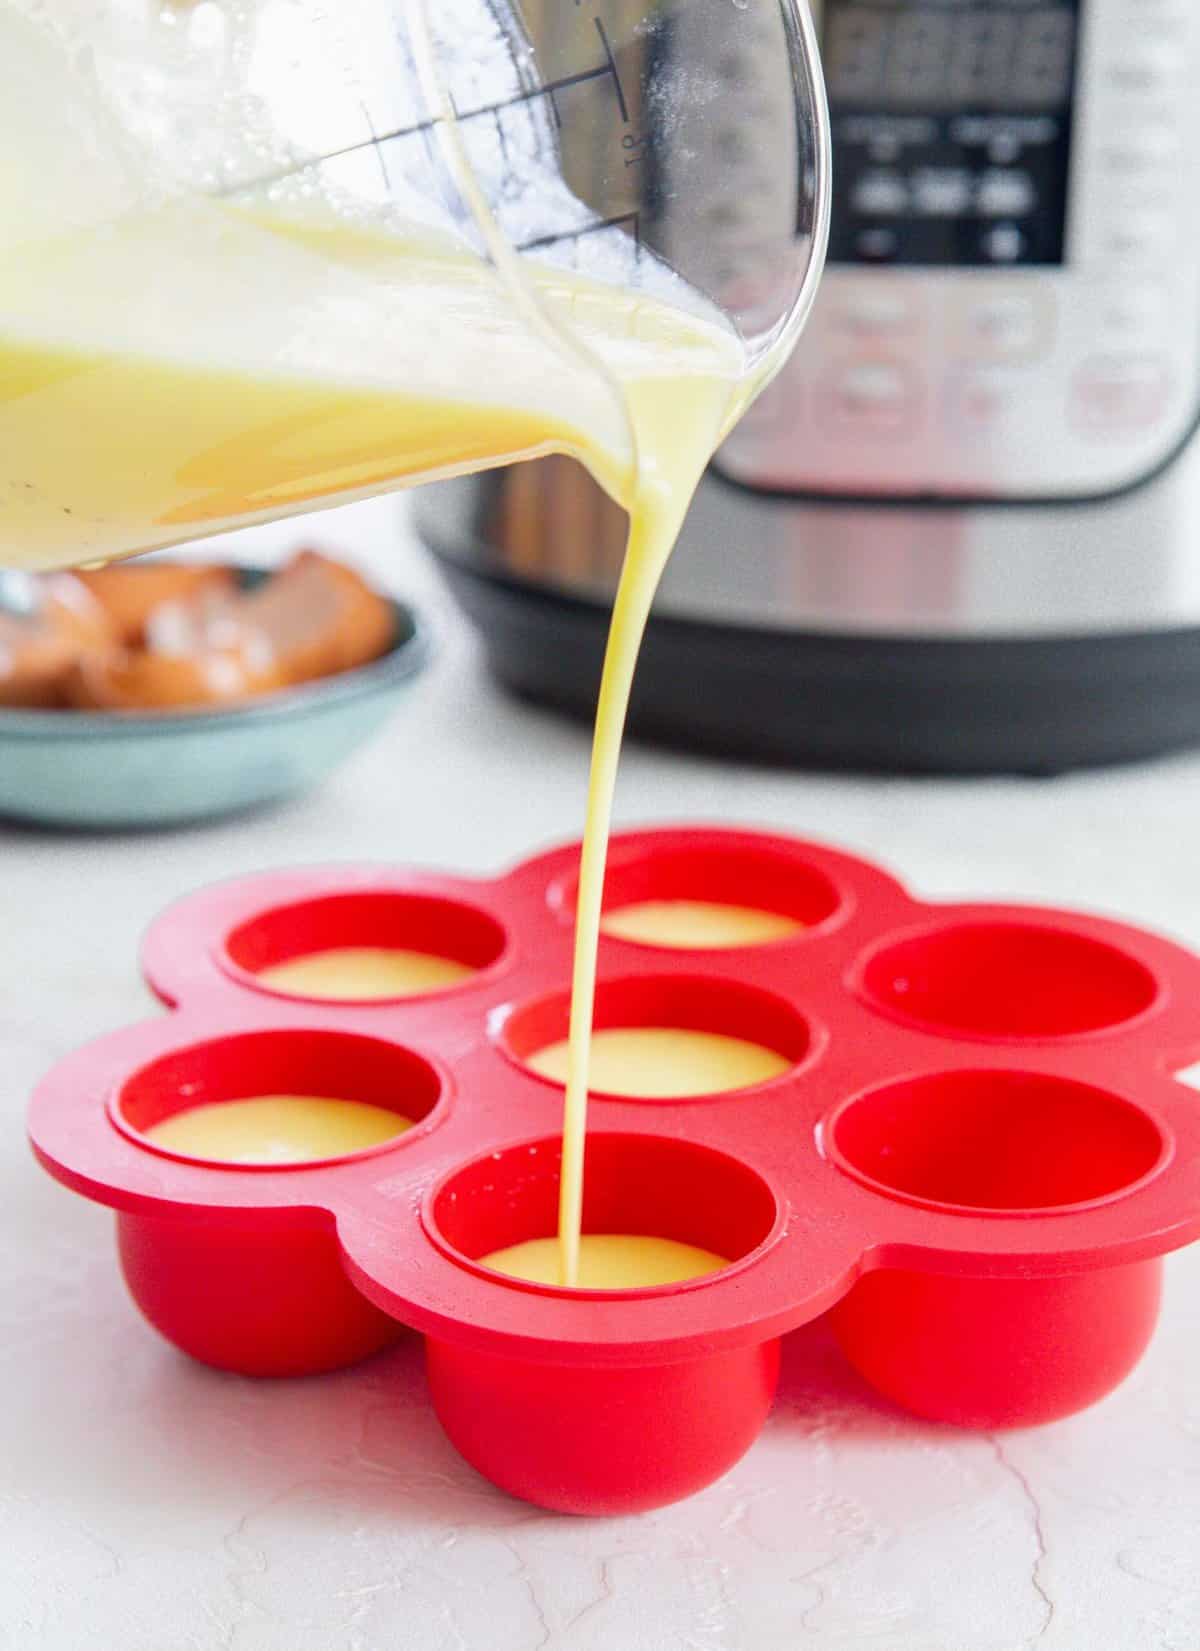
xmin=3 ymin=497 xmax=1198 ymax=1649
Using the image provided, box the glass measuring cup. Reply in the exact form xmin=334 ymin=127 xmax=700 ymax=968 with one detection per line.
xmin=0 ymin=0 xmax=830 ymax=570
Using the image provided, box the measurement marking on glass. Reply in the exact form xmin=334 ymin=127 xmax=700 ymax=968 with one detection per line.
xmin=226 ymin=61 xmax=620 ymax=197
xmin=357 ymin=97 xmax=392 ymax=192
xmin=517 ymin=210 xmax=641 ymax=254
xmin=593 ymin=16 xmax=630 ymax=123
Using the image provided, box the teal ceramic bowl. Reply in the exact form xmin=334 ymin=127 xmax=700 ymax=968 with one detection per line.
xmin=0 ymin=582 xmax=429 ymax=829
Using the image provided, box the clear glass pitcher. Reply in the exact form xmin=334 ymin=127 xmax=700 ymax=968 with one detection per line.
xmin=0 ymin=0 xmax=829 ymax=570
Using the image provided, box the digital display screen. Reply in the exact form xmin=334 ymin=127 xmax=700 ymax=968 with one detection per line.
xmin=825 ymin=3 xmax=1077 ymax=112
xmin=821 ymin=0 xmax=1079 ymax=266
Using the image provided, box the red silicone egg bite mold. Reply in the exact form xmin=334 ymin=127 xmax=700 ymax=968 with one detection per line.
xmin=28 ymin=827 xmax=1200 ymax=1514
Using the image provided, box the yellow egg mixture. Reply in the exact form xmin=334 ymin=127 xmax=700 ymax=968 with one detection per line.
xmin=480 ymin=1234 xmax=727 ymax=1290
xmin=528 ymin=1028 xmax=790 ymax=1099
xmin=10 ymin=220 xmax=782 ymax=1281
xmin=258 ymin=947 xmax=476 ymax=1000
xmin=600 ymin=900 xmax=803 ymax=949
xmin=4 ymin=47 xmax=802 ymax=1283
xmin=146 ymin=1095 xmax=411 ymax=1164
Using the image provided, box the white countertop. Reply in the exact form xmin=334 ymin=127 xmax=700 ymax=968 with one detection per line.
xmin=4 ymin=496 xmax=1199 ymax=1650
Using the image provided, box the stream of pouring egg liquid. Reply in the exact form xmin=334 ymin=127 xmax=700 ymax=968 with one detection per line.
xmin=554 ymin=369 xmax=746 ymax=1286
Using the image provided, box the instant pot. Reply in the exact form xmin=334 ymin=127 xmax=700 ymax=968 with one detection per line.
xmin=417 ymin=0 xmax=1200 ymax=772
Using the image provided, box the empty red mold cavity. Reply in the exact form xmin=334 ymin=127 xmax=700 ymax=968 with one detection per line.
xmin=112 ymin=1030 xmax=443 ymax=1377
xmin=828 ymin=1070 xmax=1165 ymax=1215
xmin=425 ymin=1134 xmax=781 ymax=1513
xmin=828 ymin=1071 xmax=1168 ymax=1427
xmin=551 ymin=839 xmax=844 ymax=941
xmin=222 ymin=891 xmax=507 ymax=999
xmin=498 ymin=976 xmax=811 ymax=1099
xmin=857 ymin=920 xmax=1159 ymax=1039
xmin=116 ymin=1028 xmax=442 ymax=1164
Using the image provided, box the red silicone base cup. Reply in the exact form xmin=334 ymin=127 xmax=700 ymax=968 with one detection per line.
xmin=107 ymin=1024 xmax=445 ymax=1376
xmin=428 ymin=1337 xmax=780 ymax=1517
xmin=824 ymin=1066 xmax=1171 ymax=1425
xmin=831 ymin=1258 xmax=1163 ymax=1429
xmin=118 ymin=1211 xmax=403 ymax=1377
xmin=422 ymin=1129 xmax=783 ymax=1513
xmin=27 ymin=826 xmax=1200 ymax=1512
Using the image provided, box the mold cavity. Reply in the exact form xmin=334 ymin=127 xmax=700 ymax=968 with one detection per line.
xmin=555 ymin=839 xmax=843 ymax=950
xmin=224 ymin=891 xmax=506 ymax=1001
xmin=500 ymin=977 xmax=810 ymax=1099
xmin=117 ymin=1029 xmax=442 ymax=1167
xmin=829 ymin=1070 xmax=1165 ymax=1213
xmin=857 ymin=921 xmax=1159 ymax=1039
xmin=430 ymin=1133 xmax=778 ymax=1292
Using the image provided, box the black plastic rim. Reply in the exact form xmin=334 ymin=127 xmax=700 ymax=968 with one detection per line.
xmin=432 ymin=551 xmax=1200 ymax=776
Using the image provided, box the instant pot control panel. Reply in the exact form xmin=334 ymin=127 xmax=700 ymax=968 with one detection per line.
xmin=719 ymin=0 xmax=1200 ymax=501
